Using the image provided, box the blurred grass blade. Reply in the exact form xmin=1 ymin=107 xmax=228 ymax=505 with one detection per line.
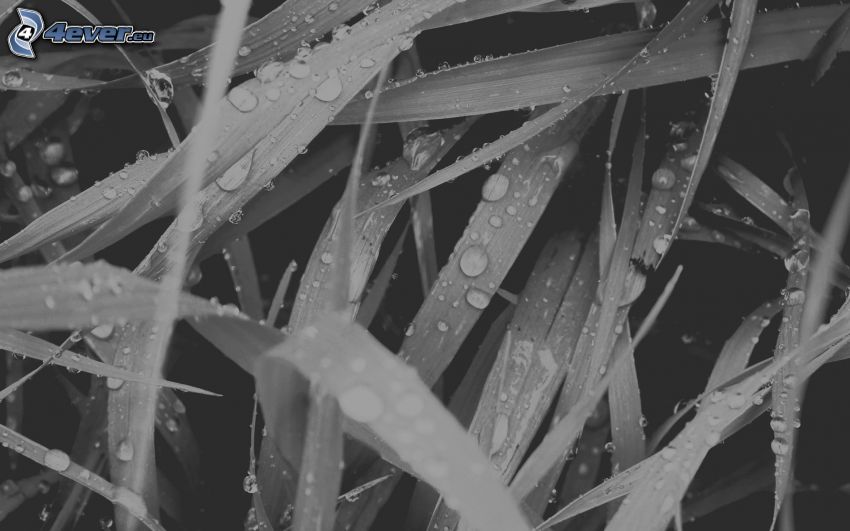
xmin=256 ymin=314 xmax=532 ymax=531
xmin=0 ymin=261 xmax=231 ymax=330
xmin=609 ymin=324 xmax=645 ymax=473
xmin=808 ymin=6 xmax=850 ymax=84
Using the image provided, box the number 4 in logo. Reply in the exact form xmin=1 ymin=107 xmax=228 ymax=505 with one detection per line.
xmin=8 ymin=8 xmax=45 ymax=59
xmin=17 ymin=25 xmax=35 ymax=41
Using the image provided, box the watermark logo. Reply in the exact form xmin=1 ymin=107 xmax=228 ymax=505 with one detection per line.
xmin=8 ymin=8 xmax=44 ymax=59
xmin=7 ymin=8 xmax=155 ymax=60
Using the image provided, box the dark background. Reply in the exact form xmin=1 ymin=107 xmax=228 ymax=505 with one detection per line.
xmin=1 ymin=0 xmax=849 ymax=529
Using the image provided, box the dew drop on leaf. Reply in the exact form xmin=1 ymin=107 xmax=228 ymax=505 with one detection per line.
xmin=459 ymin=245 xmax=489 ymax=277
xmin=339 ymin=385 xmax=384 ymax=422
xmin=43 ymin=448 xmax=71 ymax=472
xmin=481 ymin=173 xmax=509 ymax=201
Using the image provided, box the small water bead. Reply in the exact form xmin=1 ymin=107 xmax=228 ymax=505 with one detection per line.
xmin=40 ymin=142 xmax=65 ymax=165
xmin=238 ymin=45 xmax=251 ymax=57
xmin=436 ymin=321 xmax=449 ymax=332
xmin=680 ymin=155 xmax=697 ymax=171
xmin=255 ymin=61 xmax=285 ymax=82
xmin=339 ymin=385 xmax=383 ymax=422
xmin=784 ymin=248 xmax=810 ymax=273
xmin=771 ymin=437 xmax=789 ymax=456
xmin=227 ymin=85 xmax=259 ymax=112
xmin=243 ymin=473 xmax=259 ymax=493
xmin=359 ymin=57 xmax=376 ymax=68
xmin=459 ymin=245 xmax=489 ymax=277
xmin=481 ymin=173 xmax=509 ymax=201
xmin=165 ymin=418 xmax=179 ymax=432
xmin=116 ymin=440 xmax=135 ymax=461
xmin=398 ymin=36 xmax=414 ymax=51
xmin=216 ymin=150 xmax=254 ymax=191
xmin=43 ymin=448 xmax=71 ymax=472
xmin=488 ymin=215 xmax=503 ymax=228
xmin=465 ymin=288 xmax=491 ymax=309
xmin=770 ymin=417 xmax=787 ymax=433
xmin=16 ymin=185 xmax=33 ymax=202
xmin=651 ymin=168 xmax=676 ymax=189
xmin=405 ymin=324 xmax=415 ymax=337
xmin=315 ymin=72 xmax=343 ymax=102
xmin=106 ymin=377 xmax=124 ymax=390
xmin=229 ymin=210 xmax=243 ymax=224
xmin=264 ymin=87 xmax=281 ymax=101
xmin=603 ymin=441 xmax=615 ymax=453
xmin=91 ymin=324 xmax=114 ymax=340
xmin=320 ymin=252 xmax=333 ymax=264
xmin=44 ymin=296 xmax=57 ymax=310
xmin=0 ymin=160 xmax=16 ymax=177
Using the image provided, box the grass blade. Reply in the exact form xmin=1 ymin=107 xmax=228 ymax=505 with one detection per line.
xmin=222 ymin=235 xmax=264 ymax=319
xmin=808 ymin=6 xmax=850 ymax=84
xmin=255 ymin=313 xmax=532 ymax=531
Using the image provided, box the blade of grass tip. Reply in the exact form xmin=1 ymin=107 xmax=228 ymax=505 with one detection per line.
xmin=0 ymin=329 xmax=217 ymax=396
xmin=0 ymin=422 xmax=165 ymax=531
xmin=58 ymin=0 xmax=179 ymax=146
xmin=609 ymin=323 xmax=646 ymax=474
xmin=358 ymin=0 xmax=719 ymax=215
xmin=223 ymin=236 xmax=264 ymax=320
xmin=110 ymin=2 xmax=251 ymax=528
xmin=714 ymin=156 xmax=795 ymax=236
xmin=599 ymin=93 xmax=630 ymax=277
xmin=767 ymin=171 xmax=811 ymax=530
xmin=669 ymin=0 xmax=757 ymax=243
xmin=395 ymin=47 xmax=440 ymax=295
xmin=512 ymin=265 xmax=683 ymax=503
xmin=61 ymin=0 xmax=460 ymax=264
xmin=428 ymin=231 xmax=598 ymax=531
xmin=255 ymin=313 xmax=532 ymax=531
xmin=645 ymin=297 xmax=781 ymax=451
xmin=807 ymin=6 xmax=850 ymax=85
xmin=266 ymin=260 xmax=298 ymax=328
xmin=291 ymin=64 xmax=390 ymax=531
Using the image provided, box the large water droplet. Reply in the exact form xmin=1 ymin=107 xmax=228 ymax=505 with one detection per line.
xmin=44 ymin=448 xmax=71 ymax=472
xmin=91 ymin=324 xmax=114 ymax=340
xmin=481 ymin=173 xmax=509 ymax=201
xmin=784 ymin=248 xmax=810 ymax=273
xmin=40 ymin=142 xmax=65 ymax=165
xmin=289 ymin=61 xmax=311 ymax=79
xmin=227 ymin=85 xmax=259 ymax=112
xmin=653 ymin=234 xmax=672 ymax=255
xmin=339 ymin=385 xmax=383 ymax=422
xmin=146 ymin=70 xmax=174 ymax=109
xmin=771 ymin=437 xmax=789 ymax=456
xmin=403 ymin=128 xmax=444 ymax=171
xmin=459 ymin=245 xmax=489 ymax=277
xmin=315 ymin=71 xmax=343 ymax=102
xmin=651 ymin=168 xmax=676 ymax=190
xmin=106 ymin=377 xmax=124 ymax=390
xmin=465 ymin=288 xmax=491 ymax=309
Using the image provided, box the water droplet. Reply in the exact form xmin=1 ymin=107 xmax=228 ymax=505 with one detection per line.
xmin=398 ymin=36 xmax=414 ymax=51
xmin=481 ymin=173 xmax=509 ymax=201
xmin=436 ymin=321 xmax=449 ymax=332
xmin=784 ymin=288 xmax=805 ymax=306
xmin=255 ymin=61 xmax=285 ymax=82
xmin=784 ymin=248 xmax=810 ymax=273
xmin=320 ymin=252 xmax=333 ymax=264
xmin=603 ymin=441 xmax=615 ymax=453
xmin=488 ymin=215 xmax=503 ymax=228
xmin=315 ymin=72 xmax=343 ymax=102
xmin=651 ymin=168 xmax=676 ymax=189
xmin=216 ymin=150 xmax=254 ymax=191
xmin=228 ymin=209 xmax=243 ymax=224
xmin=339 ymin=386 xmax=383 ymax=422
xmin=106 ymin=377 xmax=124 ymax=390
xmin=289 ymin=61 xmax=311 ymax=79
xmin=770 ymin=416 xmax=787 ymax=433
xmin=50 ymin=166 xmax=78 ymax=186
xmin=135 ymin=150 xmax=150 ymax=162
xmin=91 ymin=324 xmax=114 ymax=340
xmin=405 ymin=324 xmax=415 ymax=337
xmin=653 ymin=234 xmax=672 ymax=254
xmin=459 ymin=245 xmax=489 ymax=278
xmin=43 ymin=449 xmax=71 ymax=472
xmin=771 ymin=437 xmax=789 ymax=456
xmin=403 ymin=128 xmax=444 ymax=171
xmin=146 ymin=70 xmax=174 ymax=109
xmin=165 ymin=418 xmax=179 ymax=432
xmin=359 ymin=57 xmax=376 ymax=68
xmin=243 ymin=473 xmax=258 ymax=493
xmin=44 ymin=296 xmax=56 ymax=310
xmin=465 ymin=288 xmax=491 ymax=309
xmin=116 ymin=439 xmax=134 ymax=462
xmin=2 ymin=69 xmax=24 ymax=88
xmin=238 ymin=45 xmax=251 ymax=57
xmin=40 ymin=142 xmax=65 ymax=165
xmin=227 ymin=85 xmax=259 ymax=112
xmin=660 ymin=446 xmax=676 ymax=460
